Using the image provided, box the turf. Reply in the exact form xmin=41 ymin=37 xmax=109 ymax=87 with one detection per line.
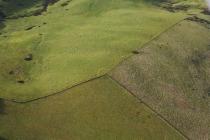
xmin=109 ymin=18 xmax=210 ymax=140
xmin=0 ymin=76 xmax=185 ymax=140
xmin=0 ymin=0 xmax=190 ymax=101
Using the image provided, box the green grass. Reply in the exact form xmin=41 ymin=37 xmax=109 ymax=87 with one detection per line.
xmin=0 ymin=0 xmax=208 ymax=139
xmin=0 ymin=0 xmax=190 ymax=101
xmin=109 ymin=18 xmax=210 ymax=140
xmin=0 ymin=76 xmax=185 ymax=140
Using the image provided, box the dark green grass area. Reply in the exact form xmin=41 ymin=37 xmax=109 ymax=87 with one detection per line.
xmin=0 ymin=22 xmax=4 ymax=30
xmin=0 ymin=0 xmax=44 ymax=18
xmin=109 ymin=18 xmax=210 ymax=140
xmin=0 ymin=76 xmax=185 ymax=140
xmin=0 ymin=136 xmax=6 ymax=140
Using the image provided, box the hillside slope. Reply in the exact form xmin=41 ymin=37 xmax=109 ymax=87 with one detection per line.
xmin=0 ymin=0 xmax=191 ymax=101
xmin=0 ymin=76 xmax=185 ymax=140
xmin=110 ymin=17 xmax=210 ymax=140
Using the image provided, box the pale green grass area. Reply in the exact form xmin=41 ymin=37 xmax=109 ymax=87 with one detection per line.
xmin=0 ymin=0 xmax=187 ymax=101
xmin=109 ymin=19 xmax=210 ymax=140
xmin=0 ymin=76 xmax=185 ymax=140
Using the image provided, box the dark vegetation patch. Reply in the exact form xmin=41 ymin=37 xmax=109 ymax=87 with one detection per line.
xmin=0 ymin=10 xmax=6 ymax=19
xmin=0 ymin=136 xmax=7 ymax=140
xmin=190 ymin=50 xmax=206 ymax=66
xmin=0 ymin=0 xmax=43 ymax=18
xmin=201 ymin=8 xmax=210 ymax=15
xmin=158 ymin=1 xmax=192 ymax=13
xmin=33 ymin=0 xmax=61 ymax=16
xmin=0 ymin=0 xmax=61 ymax=19
xmin=0 ymin=21 xmax=5 ymax=30
xmin=0 ymin=98 xmax=5 ymax=114
xmin=43 ymin=0 xmax=60 ymax=11
xmin=0 ymin=10 xmax=5 ymax=30
xmin=205 ymin=87 xmax=210 ymax=97
xmin=160 ymin=3 xmax=190 ymax=12
xmin=9 ymin=70 xmax=14 ymax=75
xmin=60 ymin=0 xmax=71 ymax=7
xmin=61 ymin=2 xmax=68 ymax=7
xmin=24 ymin=0 xmax=61 ymax=17
xmin=186 ymin=16 xmax=210 ymax=28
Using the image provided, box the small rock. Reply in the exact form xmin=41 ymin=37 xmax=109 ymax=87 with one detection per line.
xmin=24 ymin=54 xmax=33 ymax=61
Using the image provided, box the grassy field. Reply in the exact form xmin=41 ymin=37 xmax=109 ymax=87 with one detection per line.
xmin=0 ymin=0 xmax=191 ymax=101
xmin=0 ymin=0 xmax=209 ymax=139
xmin=110 ymin=18 xmax=210 ymax=140
xmin=0 ymin=76 xmax=185 ymax=140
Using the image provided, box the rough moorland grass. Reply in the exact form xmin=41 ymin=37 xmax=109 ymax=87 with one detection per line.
xmin=109 ymin=19 xmax=210 ymax=140
xmin=0 ymin=0 xmax=189 ymax=101
xmin=0 ymin=76 xmax=185 ymax=140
